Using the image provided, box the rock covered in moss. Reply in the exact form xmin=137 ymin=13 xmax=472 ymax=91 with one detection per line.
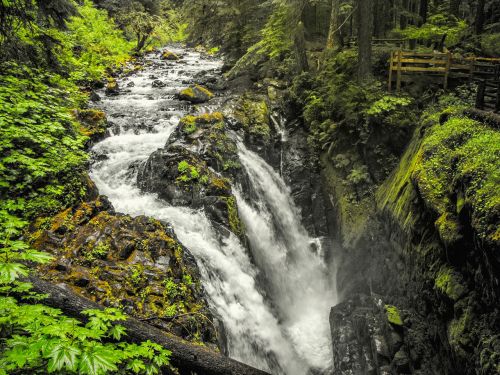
xmin=76 ymin=109 xmax=108 ymax=144
xmin=178 ymin=85 xmax=214 ymax=104
xmin=160 ymin=50 xmax=180 ymax=61
xmin=105 ymin=78 xmax=119 ymax=96
xmin=137 ymin=144 xmax=243 ymax=238
xmin=28 ymin=196 xmax=217 ymax=346
xmin=224 ymin=93 xmax=271 ymax=145
xmin=172 ymin=112 xmax=241 ymax=175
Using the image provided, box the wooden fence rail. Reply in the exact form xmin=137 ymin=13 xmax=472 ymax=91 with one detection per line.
xmin=388 ymin=51 xmax=500 ymax=113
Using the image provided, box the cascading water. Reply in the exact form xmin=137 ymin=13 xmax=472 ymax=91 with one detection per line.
xmin=90 ymin=46 xmax=336 ymax=374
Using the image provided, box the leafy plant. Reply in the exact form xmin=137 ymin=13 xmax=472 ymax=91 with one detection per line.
xmin=0 ymin=209 xmax=173 ymax=374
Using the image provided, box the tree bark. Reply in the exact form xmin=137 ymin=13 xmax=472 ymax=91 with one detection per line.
xmin=419 ymin=0 xmax=428 ymax=25
xmin=26 ymin=276 xmax=270 ymax=375
xmin=449 ymin=0 xmax=461 ymax=17
xmin=357 ymin=0 xmax=373 ymax=80
xmin=475 ymin=0 xmax=485 ymax=34
xmin=294 ymin=21 xmax=309 ymax=72
xmin=326 ymin=0 xmax=342 ymax=50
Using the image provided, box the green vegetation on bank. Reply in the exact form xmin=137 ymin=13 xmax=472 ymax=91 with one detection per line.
xmin=0 ymin=1 xmax=185 ymax=373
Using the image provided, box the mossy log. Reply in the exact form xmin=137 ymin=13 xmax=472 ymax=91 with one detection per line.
xmin=26 ymin=275 xmax=270 ymax=375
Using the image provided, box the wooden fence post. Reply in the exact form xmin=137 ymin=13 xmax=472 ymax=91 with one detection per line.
xmin=396 ymin=50 xmax=402 ymax=93
xmin=388 ymin=51 xmax=394 ymax=92
xmin=444 ymin=52 xmax=451 ymax=90
xmin=476 ymin=80 xmax=486 ymax=110
xmin=495 ymin=81 xmax=500 ymax=113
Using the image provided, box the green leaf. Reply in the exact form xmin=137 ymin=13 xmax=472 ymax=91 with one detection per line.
xmin=78 ymin=343 xmax=120 ymax=375
xmin=46 ymin=342 xmax=81 ymax=372
xmin=0 ymin=263 xmax=29 ymax=283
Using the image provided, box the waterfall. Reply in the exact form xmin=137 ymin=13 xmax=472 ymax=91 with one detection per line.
xmin=90 ymin=46 xmax=336 ymax=374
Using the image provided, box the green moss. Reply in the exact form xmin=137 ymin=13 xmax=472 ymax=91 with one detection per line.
xmin=449 ymin=309 xmax=471 ymax=349
xmin=177 ymin=160 xmax=200 ymax=182
xmin=435 ymin=266 xmax=465 ymax=301
xmin=385 ymin=304 xmax=403 ymax=326
xmin=435 ymin=212 xmax=462 ymax=245
xmin=224 ymin=196 xmax=244 ymax=237
xmin=179 ymin=85 xmax=214 ymax=101
xmin=414 ymin=117 xmax=500 ymax=244
xmin=379 ymin=112 xmax=500 ymax=247
xmin=179 ymin=112 xmax=224 ymax=135
xmin=232 ymin=95 xmax=271 ymax=141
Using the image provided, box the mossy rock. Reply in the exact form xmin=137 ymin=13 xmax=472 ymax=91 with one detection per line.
xmin=179 ymin=85 xmax=214 ymax=104
xmin=175 ymin=112 xmax=241 ymax=175
xmin=76 ymin=109 xmax=108 ymax=142
xmin=178 ymin=112 xmax=224 ymax=135
xmin=225 ymin=93 xmax=271 ymax=144
xmin=435 ymin=266 xmax=465 ymax=301
xmin=160 ymin=50 xmax=180 ymax=61
xmin=28 ymin=197 xmax=217 ymax=345
xmin=105 ymin=78 xmax=119 ymax=96
xmin=385 ymin=304 xmax=404 ymax=326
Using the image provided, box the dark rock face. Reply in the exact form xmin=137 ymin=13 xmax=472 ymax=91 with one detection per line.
xmin=324 ymin=121 xmax=500 ymax=374
xmin=281 ymin=119 xmax=331 ymax=239
xmin=29 ymin=196 xmax=218 ymax=347
xmin=137 ymin=114 xmax=244 ymax=238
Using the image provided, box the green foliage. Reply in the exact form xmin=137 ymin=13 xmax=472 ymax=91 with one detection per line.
xmin=413 ymin=115 xmax=500 ymax=244
xmin=0 ymin=64 xmax=88 ymax=219
xmin=229 ymin=3 xmax=295 ymax=76
xmin=385 ymin=304 xmax=403 ymax=326
xmin=177 ymin=161 xmax=200 ymax=182
xmin=57 ymin=0 xmax=133 ymax=83
xmin=396 ymin=14 xmax=468 ymax=46
xmin=0 ymin=209 xmax=172 ymax=374
xmin=435 ymin=266 xmax=465 ymax=301
xmin=481 ymin=33 xmax=500 ymax=56
xmin=366 ymin=96 xmax=413 ymax=117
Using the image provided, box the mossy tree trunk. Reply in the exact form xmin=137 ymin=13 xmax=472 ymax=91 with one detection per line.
xmin=357 ymin=0 xmax=373 ymax=80
xmin=475 ymin=0 xmax=485 ymax=34
xmin=326 ymin=0 xmax=342 ymax=51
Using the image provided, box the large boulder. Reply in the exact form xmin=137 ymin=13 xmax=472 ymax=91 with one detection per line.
xmin=160 ymin=50 xmax=180 ymax=61
xmin=28 ymin=196 xmax=217 ymax=346
xmin=178 ymin=85 xmax=214 ymax=104
xmin=137 ymin=144 xmax=243 ymax=238
xmin=105 ymin=78 xmax=119 ymax=96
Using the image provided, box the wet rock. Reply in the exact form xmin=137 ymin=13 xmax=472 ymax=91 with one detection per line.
xmin=90 ymin=91 xmax=101 ymax=102
xmin=152 ymin=79 xmax=166 ymax=88
xmin=28 ymin=197 xmax=217 ymax=346
xmin=392 ymin=349 xmax=410 ymax=373
xmin=178 ymin=85 xmax=214 ymax=104
xmin=160 ymin=50 xmax=180 ymax=61
xmin=76 ymin=109 xmax=108 ymax=144
xmin=126 ymin=81 xmax=135 ymax=88
xmin=105 ymin=78 xmax=119 ymax=96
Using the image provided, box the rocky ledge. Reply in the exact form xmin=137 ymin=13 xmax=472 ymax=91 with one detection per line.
xmin=28 ymin=193 xmax=218 ymax=347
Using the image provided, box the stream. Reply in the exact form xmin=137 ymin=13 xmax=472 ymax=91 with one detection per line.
xmin=90 ymin=46 xmax=337 ymax=375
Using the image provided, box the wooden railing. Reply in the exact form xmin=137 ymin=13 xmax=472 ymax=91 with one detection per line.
xmin=388 ymin=51 xmax=500 ymax=112
xmin=388 ymin=51 xmax=452 ymax=92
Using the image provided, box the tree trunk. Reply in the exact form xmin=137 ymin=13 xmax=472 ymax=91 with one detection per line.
xmin=294 ymin=21 xmax=309 ymax=72
xmin=326 ymin=0 xmax=342 ymax=50
xmin=419 ymin=0 xmax=428 ymax=25
xmin=26 ymin=276 xmax=270 ymax=375
xmin=357 ymin=0 xmax=373 ymax=80
xmin=475 ymin=0 xmax=485 ymax=34
xmin=450 ymin=0 xmax=461 ymax=17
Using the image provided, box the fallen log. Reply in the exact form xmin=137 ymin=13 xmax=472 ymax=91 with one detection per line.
xmin=27 ymin=276 xmax=270 ymax=375
xmin=464 ymin=108 xmax=500 ymax=128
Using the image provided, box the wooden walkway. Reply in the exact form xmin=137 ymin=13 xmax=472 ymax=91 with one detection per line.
xmin=388 ymin=51 xmax=500 ymax=112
